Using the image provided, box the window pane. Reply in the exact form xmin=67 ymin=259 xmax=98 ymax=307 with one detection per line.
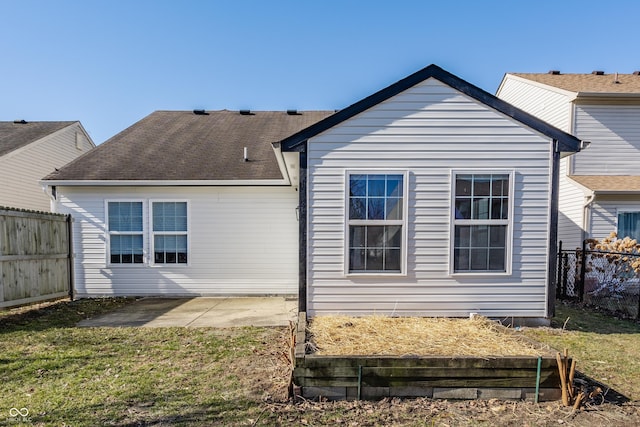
xmin=492 ymin=175 xmax=509 ymax=196
xmin=350 ymin=249 xmax=366 ymax=271
xmin=386 ymin=197 xmax=402 ymax=220
xmin=349 ymin=175 xmax=367 ymax=196
xmin=473 ymin=175 xmax=491 ymax=196
xmin=387 ymin=175 xmax=403 ymax=197
xmin=454 ymin=248 xmax=469 ymax=271
xmin=455 ymin=199 xmax=471 ymax=219
xmin=472 ymin=197 xmax=490 ymax=219
xmin=349 ymin=226 xmax=366 ymax=248
xmin=470 ymin=248 xmax=488 ymax=270
xmin=489 ymin=225 xmax=506 ymax=248
xmin=368 ymin=175 xmax=385 ymax=197
xmin=471 ymin=225 xmax=489 ymax=247
xmin=366 ymin=248 xmax=384 ymax=270
xmin=456 ymin=175 xmax=472 ymax=196
xmin=384 ymin=249 xmax=401 ymax=271
xmin=349 ymin=198 xmax=366 ymax=219
xmin=386 ymin=225 xmax=402 ymax=248
xmin=489 ymin=249 xmax=505 ymax=271
xmin=366 ymin=226 xmax=384 ymax=247
xmin=455 ymin=225 xmax=471 ymax=247
xmin=367 ymin=198 xmax=385 ymax=220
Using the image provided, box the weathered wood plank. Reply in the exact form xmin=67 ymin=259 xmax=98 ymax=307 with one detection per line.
xmin=299 ymin=355 xmax=558 ymax=369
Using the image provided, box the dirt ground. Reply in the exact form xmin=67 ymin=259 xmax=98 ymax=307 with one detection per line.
xmin=250 ymin=328 xmax=640 ymax=427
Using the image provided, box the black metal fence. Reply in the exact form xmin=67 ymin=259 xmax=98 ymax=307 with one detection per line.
xmin=557 ymin=240 xmax=640 ymax=319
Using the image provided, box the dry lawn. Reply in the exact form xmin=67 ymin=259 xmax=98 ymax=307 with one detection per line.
xmin=308 ymin=315 xmax=547 ymax=357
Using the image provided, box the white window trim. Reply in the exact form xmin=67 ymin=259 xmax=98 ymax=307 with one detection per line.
xmin=616 ymin=207 xmax=640 ymax=238
xmin=105 ymin=199 xmax=146 ymax=267
xmin=344 ymin=170 xmax=409 ymax=277
xmin=149 ymin=199 xmax=191 ymax=267
xmin=449 ymin=170 xmax=515 ymax=277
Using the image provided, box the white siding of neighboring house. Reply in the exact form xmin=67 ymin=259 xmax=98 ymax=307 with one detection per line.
xmin=0 ymin=123 xmax=94 ymax=211
xmin=496 ymin=76 xmax=572 ymax=131
xmin=590 ymin=196 xmax=640 ymax=241
xmin=497 ymin=76 xmax=586 ymax=248
xmin=558 ymin=161 xmax=587 ymax=249
xmin=54 ymin=185 xmax=299 ymax=297
xmin=572 ymin=104 xmax=640 ymax=175
xmin=306 ymin=79 xmax=555 ymax=318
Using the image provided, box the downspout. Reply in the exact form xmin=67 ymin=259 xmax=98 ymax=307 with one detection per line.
xmin=582 ymin=192 xmax=596 ymax=242
xmin=298 ymin=147 xmax=308 ymax=313
xmin=547 ymin=140 xmax=561 ymax=318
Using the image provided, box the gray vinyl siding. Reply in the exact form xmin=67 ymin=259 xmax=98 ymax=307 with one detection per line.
xmin=54 ymin=185 xmax=298 ymax=297
xmin=590 ymin=196 xmax=640 ymax=241
xmin=307 ymin=79 xmax=554 ymax=318
xmin=496 ymin=77 xmax=572 ymax=131
xmin=0 ymin=123 xmax=93 ymax=211
xmin=573 ymin=105 xmax=640 ymax=175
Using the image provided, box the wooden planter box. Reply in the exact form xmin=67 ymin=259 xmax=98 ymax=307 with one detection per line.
xmin=293 ymin=313 xmax=564 ymax=401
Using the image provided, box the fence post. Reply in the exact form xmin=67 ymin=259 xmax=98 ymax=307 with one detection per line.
xmin=66 ymin=214 xmax=75 ymax=301
xmin=556 ymin=241 xmax=563 ymax=298
xmin=579 ymin=239 xmax=587 ymax=302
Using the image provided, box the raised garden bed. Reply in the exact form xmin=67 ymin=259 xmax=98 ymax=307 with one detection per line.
xmin=293 ymin=313 xmax=564 ymax=401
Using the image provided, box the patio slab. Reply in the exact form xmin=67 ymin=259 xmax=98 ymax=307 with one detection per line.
xmin=77 ymin=297 xmax=297 ymax=328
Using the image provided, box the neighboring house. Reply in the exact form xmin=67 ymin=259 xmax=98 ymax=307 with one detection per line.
xmin=0 ymin=120 xmax=94 ymax=211
xmin=497 ymin=71 xmax=640 ymax=249
xmin=44 ymin=64 xmax=582 ymax=319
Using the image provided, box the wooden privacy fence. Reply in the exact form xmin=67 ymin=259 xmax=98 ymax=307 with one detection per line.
xmin=0 ymin=207 xmax=73 ymax=308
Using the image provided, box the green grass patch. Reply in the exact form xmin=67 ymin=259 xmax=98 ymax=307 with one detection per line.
xmin=0 ymin=298 xmax=290 ymax=426
xmin=524 ymin=302 xmax=640 ymax=400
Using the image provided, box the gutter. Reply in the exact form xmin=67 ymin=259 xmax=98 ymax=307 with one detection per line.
xmin=40 ymin=179 xmax=291 ymax=187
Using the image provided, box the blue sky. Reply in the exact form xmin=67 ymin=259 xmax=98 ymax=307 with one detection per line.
xmin=1 ymin=0 xmax=639 ymax=144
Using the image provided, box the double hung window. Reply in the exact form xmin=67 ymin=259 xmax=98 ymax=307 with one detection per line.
xmin=347 ymin=173 xmax=405 ymax=273
xmin=452 ymin=172 xmax=512 ymax=273
xmin=152 ymin=202 xmax=188 ymax=264
xmin=108 ymin=201 xmax=144 ymax=264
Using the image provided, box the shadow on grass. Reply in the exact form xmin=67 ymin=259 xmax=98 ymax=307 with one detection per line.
xmin=573 ymin=371 xmax=631 ymax=405
xmin=0 ymin=298 xmax=137 ymax=334
xmin=552 ymin=301 xmax=640 ymax=335
xmin=27 ymin=394 xmax=262 ymax=427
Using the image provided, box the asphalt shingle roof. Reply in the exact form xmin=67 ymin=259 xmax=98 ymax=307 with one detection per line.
xmin=511 ymin=73 xmax=640 ymax=94
xmin=44 ymin=110 xmax=334 ymax=181
xmin=569 ymin=175 xmax=640 ymax=193
xmin=0 ymin=121 xmax=75 ymax=157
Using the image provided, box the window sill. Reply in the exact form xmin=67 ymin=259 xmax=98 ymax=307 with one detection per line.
xmin=450 ymin=271 xmax=512 ymax=278
xmin=346 ymin=272 xmax=406 ymax=278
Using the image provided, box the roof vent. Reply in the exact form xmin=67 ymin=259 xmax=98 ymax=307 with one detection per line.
xmin=592 ymin=70 xmax=605 ymax=75
xmin=614 ymin=72 xmax=621 ymax=84
xmin=193 ymin=109 xmax=208 ymax=115
xmin=633 ymin=71 xmax=640 ymax=76
xmin=239 ymin=109 xmax=254 ymax=115
xmin=13 ymin=119 xmax=27 ymax=124
xmin=548 ymin=70 xmax=561 ymax=75
xmin=286 ymin=109 xmax=300 ymax=115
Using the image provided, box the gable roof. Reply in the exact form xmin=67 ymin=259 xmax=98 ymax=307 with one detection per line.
xmin=44 ymin=110 xmax=334 ymax=182
xmin=280 ymin=64 xmax=583 ymax=154
xmin=0 ymin=121 xmax=76 ymax=157
xmin=569 ymin=175 xmax=640 ymax=194
xmin=509 ymin=72 xmax=640 ymax=95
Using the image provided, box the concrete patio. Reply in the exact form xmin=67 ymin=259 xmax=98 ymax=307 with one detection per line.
xmin=77 ymin=297 xmax=298 ymax=328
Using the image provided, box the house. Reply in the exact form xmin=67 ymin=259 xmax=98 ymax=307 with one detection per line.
xmin=0 ymin=120 xmax=94 ymax=211
xmin=44 ymin=65 xmax=582 ymax=319
xmin=497 ymin=71 xmax=640 ymax=249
